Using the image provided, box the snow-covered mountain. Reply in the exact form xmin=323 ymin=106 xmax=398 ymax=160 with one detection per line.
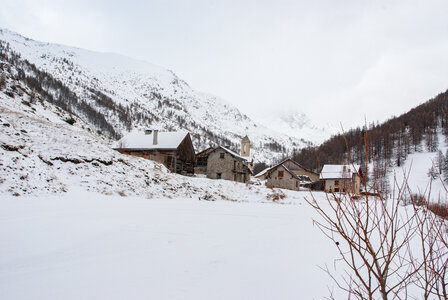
xmin=0 ymin=28 xmax=322 ymax=163
xmin=0 ymin=65 xmax=280 ymax=199
xmin=253 ymin=108 xmax=337 ymax=145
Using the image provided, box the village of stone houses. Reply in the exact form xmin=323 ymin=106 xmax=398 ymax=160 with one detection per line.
xmin=2 ymin=28 xmax=448 ymax=300
xmin=114 ymin=129 xmax=361 ymax=195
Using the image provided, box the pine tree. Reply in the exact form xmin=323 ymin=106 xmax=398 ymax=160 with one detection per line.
xmin=437 ymin=150 xmax=444 ymax=175
xmin=443 ymin=150 xmax=448 ymax=183
xmin=0 ymin=72 xmax=6 ymax=90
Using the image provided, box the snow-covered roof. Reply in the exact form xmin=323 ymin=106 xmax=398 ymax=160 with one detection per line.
xmin=282 ymin=165 xmax=311 ymax=182
xmin=277 ymin=158 xmax=317 ymax=174
xmin=320 ymin=164 xmax=361 ymax=180
xmin=258 ymin=158 xmax=317 ymax=179
xmin=195 ymin=147 xmax=214 ymax=157
xmin=254 ymin=167 xmax=271 ymax=178
xmin=113 ymin=130 xmax=189 ymax=150
xmin=263 ymin=163 xmax=311 ymax=182
xmin=218 ymin=146 xmax=248 ymax=161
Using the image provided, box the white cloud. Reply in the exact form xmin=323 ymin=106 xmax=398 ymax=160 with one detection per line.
xmin=1 ymin=0 xmax=448 ymax=130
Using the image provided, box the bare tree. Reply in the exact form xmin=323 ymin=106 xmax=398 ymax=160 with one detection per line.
xmin=306 ymin=178 xmax=419 ymax=299
xmin=306 ymin=129 xmax=448 ymax=299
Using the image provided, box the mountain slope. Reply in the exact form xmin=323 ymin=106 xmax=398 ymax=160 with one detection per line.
xmin=0 ymin=28 xmax=319 ymax=163
xmin=0 ymin=61 xmax=305 ymax=201
xmin=253 ymin=109 xmax=337 ymax=145
xmin=291 ymin=89 xmax=448 ymax=200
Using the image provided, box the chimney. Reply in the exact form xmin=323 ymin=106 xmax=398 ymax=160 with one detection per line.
xmin=145 ymin=129 xmax=152 ymax=135
xmin=153 ymin=130 xmax=159 ymax=145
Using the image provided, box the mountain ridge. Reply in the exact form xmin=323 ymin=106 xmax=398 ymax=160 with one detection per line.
xmin=0 ymin=28 xmax=324 ymax=163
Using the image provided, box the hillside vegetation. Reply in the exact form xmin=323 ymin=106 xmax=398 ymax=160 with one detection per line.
xmin=294 ymin=90 xmax=448 ymax=177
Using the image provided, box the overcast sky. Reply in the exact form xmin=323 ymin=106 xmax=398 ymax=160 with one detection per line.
xmin=1 ymin=0 xmax=448 ymax=129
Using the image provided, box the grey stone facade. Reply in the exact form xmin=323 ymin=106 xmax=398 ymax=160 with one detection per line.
xmin=206 ymin=147 xmax=249 ymax=183
xmin=266 ymin=165 xmax=301 ymax=190
xmin=265 ymin=164 xmax=311 ymax=191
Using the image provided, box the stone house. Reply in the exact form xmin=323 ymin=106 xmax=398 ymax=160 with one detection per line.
xmin=265 ymin=163 xmax=311 ymax=191
xmin=113 ymin=129 xmax=195 ymax=175
xmin=206 ymin=146 xmax=250 ymax=183
xmin=256 ymin=158 xmax=319 ymax=182
xmin=276 ymin=159 xmax=319 ymax=181
xmin=320 ymin=164 xmax=362 ymax=194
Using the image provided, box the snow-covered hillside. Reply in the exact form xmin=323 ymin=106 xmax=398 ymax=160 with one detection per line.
xmin=0 ymin=28 xmax=322 ymax=163
xmin=0 ymin=63 xmax=304 ymax=202
xmin=389 ymin=131 xmax=448 ymax=203
xmin=254 ymin=108 xmax=338 ymax=145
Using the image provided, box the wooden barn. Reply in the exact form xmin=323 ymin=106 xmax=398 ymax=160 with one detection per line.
xmin=194 ymin=147 xmax=214 ymax=175
xmin=114 ymin=130 xmax=195 ymax=175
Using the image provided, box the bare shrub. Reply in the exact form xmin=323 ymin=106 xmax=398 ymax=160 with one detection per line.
xmin=306 ymin=127 xmax=448 ymax=299
xmin=267 ymin=189 xmax=286 ymax=202
xmin=306 ymin=189 xmax=418 ymax=299
xmin=411 ymin=193 xmax=427 ymax=207
xmin=427 ymin=202 xmax=448 ymax=220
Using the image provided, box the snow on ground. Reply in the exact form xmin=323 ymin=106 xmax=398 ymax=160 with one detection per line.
xmin=0 ymin=85 xmax=339 ymax=299
xmin=0 ymin=82 xmax=346 ymax=299
xmin=0 ymin=191 xmax=340 ymax=300
xmin=2 ymin=60 xmax=446 ymax=299
xmin=390 ymin=132 xmax=448 ymax=203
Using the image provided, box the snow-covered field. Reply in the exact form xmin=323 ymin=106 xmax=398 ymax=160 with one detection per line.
xmin=0 ymin=191 xmax=340 ymax=300
xmin=0 ymin=76 xmax=343 ymax=299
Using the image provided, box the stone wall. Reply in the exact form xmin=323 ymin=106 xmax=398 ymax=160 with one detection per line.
xmin=266 ymin=165 xmax=299 ymax=191
xmin=324 ymin=175 xmax=361 ymax=194
xmin=206 ymin=148 xmax=248 ymax=183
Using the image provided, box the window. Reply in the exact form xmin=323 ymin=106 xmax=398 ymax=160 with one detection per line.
xmin=334 ymin=180 xmax=339 ymax=186
xmin=278 ymin=171 xmax=284 ymax=179
xmin=335 ymin=188 xmax=339 ymax=192
xmin=217 ymin=173 xmax=222 ymax=179
xmin=220 ymin=153 xmax=225 ymax=159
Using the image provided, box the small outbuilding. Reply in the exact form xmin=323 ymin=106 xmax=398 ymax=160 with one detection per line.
xmin=113 ymin=129 xmax=195 ymax=175
xmin=320 ymin=164 xmax=362 ymax=194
